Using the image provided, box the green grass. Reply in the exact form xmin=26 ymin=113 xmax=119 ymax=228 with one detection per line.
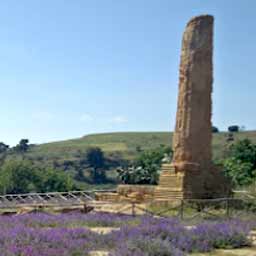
xmin=28 ymin=130 xmax=256 ymax=162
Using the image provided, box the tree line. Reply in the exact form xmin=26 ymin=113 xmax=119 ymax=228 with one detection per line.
xmin=0 ymin=139 xmax=112 ymax=194
xmin=0 ymin=125 xmax=254 ymax=194
xmin=212 ymin=125 xmax=245 ymax=133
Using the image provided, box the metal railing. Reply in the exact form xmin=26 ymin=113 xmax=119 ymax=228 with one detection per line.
xmin=0 ymin=190 xmax=116 ymax=208
xmin=0 ymin=189 xmax=255 ymax=223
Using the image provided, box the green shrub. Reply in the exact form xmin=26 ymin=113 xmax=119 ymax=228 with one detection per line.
xmin=223 ymin=139 xmax=256 ymax=187
xmin=0 ymin=159 xmax=74 ymax=194
xmin=117 ymin=146 xmax=172 ymax=185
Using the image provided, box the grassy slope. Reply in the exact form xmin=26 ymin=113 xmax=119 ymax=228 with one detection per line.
xmin=29 ymin=131 xmax=256 ymax=162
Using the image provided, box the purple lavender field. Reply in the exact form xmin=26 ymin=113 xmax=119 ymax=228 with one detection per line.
xmin=0 ymin=213 xmax=254 ymax=256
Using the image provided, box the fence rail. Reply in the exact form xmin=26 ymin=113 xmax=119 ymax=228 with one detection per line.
xmin=144 ymin=197 xmax=256 ymax=221
xmin=0 ymin=190 xmax=116 ymax=208
xmin=95 ymin=197 xmax=256 ymax=221
xmin=0 ymin=190 xmax=255 ymax=222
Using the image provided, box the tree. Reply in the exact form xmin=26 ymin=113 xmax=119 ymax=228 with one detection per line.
xmin=86 ymin=147 xmax=106 ymax=183
xmin=0 ymin=142 xmax=10 ymax=166
xmin=75 ymin=167 xmax=85 ymax=182
xmin=229 ymin=139 xmax=256 ymax=163
xmin=0 ymin=160 xmax=39 ymax=194
xmin=223 ymin=158 xmax=255 ymax=186
xmin=0 ymin=142 xmax=9 ymax=154
xmin=212 ymin=126 xmax=219 ymax=133
xmin=223 ymin=139 xmax=256 ymax=187
xmin=0 ymin=160 xmax=74 ymax=194
xmin=228 ymin=125 xmax=239 ymax=133
xmin=38 ymin=168 xmax=73 ymax=193
xmin=14 ymin=139 xmax=30 ymax=153
xmin=86 ymin=147 xmax=105 ymax=169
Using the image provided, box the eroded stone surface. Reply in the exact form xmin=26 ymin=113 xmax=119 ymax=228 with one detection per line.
xmin=172 ymin=15 xmax=213 ymax=170
xmin=155 ymin=15 xmax=230 ymax=199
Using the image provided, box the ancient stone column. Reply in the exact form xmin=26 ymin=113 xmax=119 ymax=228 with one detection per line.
xmin=172 ymin=15 xmax=213 ymax=172
xmin=94 ymin=14 xmax=230 ymax=203
xmin=155 ymin=15 xmax=230 ymax=200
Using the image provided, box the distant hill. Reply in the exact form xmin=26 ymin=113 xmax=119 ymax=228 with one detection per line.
xmin=28 ymin=131 xmax=256 ymax=163
xmin=8 ymin=130 xmax=255 ymax=190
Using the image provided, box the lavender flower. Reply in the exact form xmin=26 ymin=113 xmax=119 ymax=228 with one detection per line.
xmin=0 ymin=213 xmax=253 ymax=255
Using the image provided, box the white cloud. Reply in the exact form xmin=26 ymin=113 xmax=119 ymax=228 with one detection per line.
xmin=80 ymin=114 xmax=93 ymax=122
xmin=110 ymin=115 xmax=128 ymax=124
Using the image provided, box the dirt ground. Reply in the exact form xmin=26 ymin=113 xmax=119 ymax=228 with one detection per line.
xmin=194 ymin=247 xmax=256 ymax=256
xmin=90 ymin=247 xmax=256 ymax=256
xmin=87 ymin=227 xmax=256 ymax=256
xmin=89 ymin=248 xmax=256 ymax=256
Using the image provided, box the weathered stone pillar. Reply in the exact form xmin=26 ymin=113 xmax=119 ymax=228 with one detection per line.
xmin=172 ymin=15 xmax=213 ymax=172
xmin=154 ymin=15 xmax=230 ymax=200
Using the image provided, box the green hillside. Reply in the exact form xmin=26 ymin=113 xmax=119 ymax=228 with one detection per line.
xmin=3 ymin=130 xmax=256 ymax=191
xmin=28 ymin=131 xmax=256 ymax=163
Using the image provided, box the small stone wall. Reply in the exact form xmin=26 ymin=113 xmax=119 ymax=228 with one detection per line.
xmin=117 ymin=185 xmax=156 ymax=196
xmin=95 ymin=185 xmax=156 ymax=203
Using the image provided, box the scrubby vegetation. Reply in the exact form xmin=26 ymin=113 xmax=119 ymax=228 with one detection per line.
xmin=117 ymin=145 xmax=172 ymax=184
xmin=0 ymin=160 xmax=74 ymax=194
xmin=0 ymin=131 xmax=256 ymax=193
xmin=223 ymin=139 xmax=256 ymax=187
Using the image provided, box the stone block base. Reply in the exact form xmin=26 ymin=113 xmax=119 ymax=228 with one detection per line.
xmin=154 ymin=164 xmax=231 ymax=200
xmin=95 ymin=164 xmax=231 ymax=203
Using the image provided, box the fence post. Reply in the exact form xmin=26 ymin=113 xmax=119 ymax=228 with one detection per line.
xmin=180 ymin=199 xmax=184 ymax=220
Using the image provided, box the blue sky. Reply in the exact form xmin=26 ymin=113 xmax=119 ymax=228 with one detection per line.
xmin=0 ymin=0 xmax=255 ymax=145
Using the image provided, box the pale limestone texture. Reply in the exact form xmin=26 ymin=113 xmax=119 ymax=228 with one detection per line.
xmin=155 ymin=15 xmax=230 ymax=199
xmin=172 ymin=15 xmax=213 ymax=171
